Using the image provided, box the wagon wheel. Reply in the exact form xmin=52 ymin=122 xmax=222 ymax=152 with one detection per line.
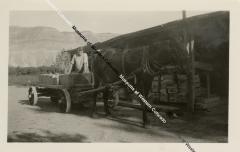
xmin=58 ymin=89 xmax=71 ymax=113
xmin=28 ymin=87 xmax=38 ymax=105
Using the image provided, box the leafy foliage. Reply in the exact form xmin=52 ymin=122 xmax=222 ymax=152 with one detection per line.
xmin=8 ymin=66 xmax=64 ymax=75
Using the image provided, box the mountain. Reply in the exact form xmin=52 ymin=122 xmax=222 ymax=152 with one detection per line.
xmin=9 ymin=26 xmax=119 ymax=67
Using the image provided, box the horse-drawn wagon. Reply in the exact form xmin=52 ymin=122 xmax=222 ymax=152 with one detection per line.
xmin=28 ymin=72 xmax=96 ymax=112
xmin=27 ymin=49 xmax=134 ymax=114
xmin=27 ymin=11 xmax=228 ymax=127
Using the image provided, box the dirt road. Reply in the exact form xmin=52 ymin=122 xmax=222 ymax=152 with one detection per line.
xmin=8 ymin=86 xmax=228 ymax=142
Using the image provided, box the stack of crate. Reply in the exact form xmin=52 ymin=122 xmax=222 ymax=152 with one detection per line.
xmin=155 ymin=74 xmax=202 ymax=103
xmin=194 ymin=75 xmax=202 ymax=97
xmin=176 ymin=74 xmax=188 ymax=103
xmin=149 ymin=76 xmax=161 ymax=104
xmin=160 ymin=75 xmax=176 ymax=102
xmin=176 ymin=74 xmax=201 ymax=103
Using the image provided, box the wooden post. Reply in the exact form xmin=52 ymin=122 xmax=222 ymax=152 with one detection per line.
xmin=189 ymin=40 xmax=195 ymax=112
xmin=182 ymin=10 xmax=186 ymax=19
xmin=182 ymin=10 xmax=195 ymax=112
xmin=90 ymin=48 xmax=95 ymax=86
xmin=206 ymin=72 xmax=211 ymax=98
xmin=158 ymin=75 xmax=161 ymax=102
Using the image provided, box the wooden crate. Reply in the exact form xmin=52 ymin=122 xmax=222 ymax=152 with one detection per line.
xmin=38 ymin=73 xmax=92 ymax=88
xmin=167 ymin=86 xmax=178 ymax=94
xmin=59 ymin=73 xmax=92 ymax=88
xmin=38 ymin=74 xmax=59 ymax=85
xmin=151 ymin=80 xmax=159 ymax=93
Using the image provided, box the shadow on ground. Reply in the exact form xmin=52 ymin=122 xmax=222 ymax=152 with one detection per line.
xmin=19 ymin=98 xmax=60 ymax=113
xmin=94 ymin=100 xmax=228 ymax=142
xmin=17 ymin=97 xmax=228 ymax=142
xmin=8 ymin=130 xmax=88 ymax=142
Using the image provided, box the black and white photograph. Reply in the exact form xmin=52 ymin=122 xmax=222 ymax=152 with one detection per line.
xmin=7 ymin=9 xmax=229 ymax=143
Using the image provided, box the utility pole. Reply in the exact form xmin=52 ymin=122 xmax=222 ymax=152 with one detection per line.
xmin=182 ymin=10 xmax=195 ymax=112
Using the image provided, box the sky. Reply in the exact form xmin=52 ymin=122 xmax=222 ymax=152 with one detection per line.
xmin=10 ymin=11 xmax=212 ymax=34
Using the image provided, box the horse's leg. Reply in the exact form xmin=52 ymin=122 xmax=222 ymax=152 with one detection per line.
xmin=135 ymin=72 xmax=149 ymax=128
xmin=103 ymin=87 xmax=111 ymax=115
xmin=91 ymin=74 xmax=101 ymax=118
xmin=142 ymin=74 xmax=154 ymax=128
xmin=142 ymin=103 xmax=149 ymax=128
xmin=91 ymin=93 xmax=98 ymax=118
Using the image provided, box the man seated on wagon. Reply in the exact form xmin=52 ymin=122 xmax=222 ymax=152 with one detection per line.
xmin=68 ymin=47 xmax=90 ymax=74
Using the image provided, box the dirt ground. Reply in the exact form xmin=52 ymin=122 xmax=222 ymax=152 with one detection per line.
xmin=8 ymin=86 xmax=228 ymax=142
